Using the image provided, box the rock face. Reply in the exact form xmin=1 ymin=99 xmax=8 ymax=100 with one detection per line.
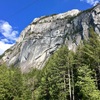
xmin=1 ymin=4 xmax=100 ymax=72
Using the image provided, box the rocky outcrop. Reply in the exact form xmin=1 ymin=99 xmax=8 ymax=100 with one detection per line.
xmin=1 ymin=4 xmax=100 ymax=72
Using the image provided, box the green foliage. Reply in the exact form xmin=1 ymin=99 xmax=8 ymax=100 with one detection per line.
xmin=29 ymin=32 xmax=34 ymax=35
xmin=0 ymin=65 xmax=23 ymax=100
xmin=75 ymin=65 xmax=100 ymax=100
xmin=0 ymin=27 xmax=100 ymax=99
xmin=74 ymin=27 xmax=100 ymax=99
xmin=0 ymin=64 xmax=10 ymax=99
xmin=67 ymin=15 xmax=77 ymax=23
xmin=5 ymin=49 xmax=12 ymax=53
xmin=9 ymin=67 xmax=23 ymax=99
xmin=22 ymin=68 xmax=41 ymax=100
xmin=35 ymin=45 xmax=75 ymax=100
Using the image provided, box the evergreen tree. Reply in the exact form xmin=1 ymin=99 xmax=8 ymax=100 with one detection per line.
xmin=0 ymin=64 xmax=10 ymax=100
xmin=0 ymin=65 xmax=23 ymax=100
xmin=9 ymin=66 xmax=23 ymax=100
xmin=22 ymin=68 xmax=41 ymax=100
xmin=37 ymin=45 xmax=75 ymax=100
xmin=75 ymin=27 xmax=100 ymax=90
xmin=75 ymin=65 xmax=100 ymax=100
xmin=0 ymin=26 xmax=100 ymax=100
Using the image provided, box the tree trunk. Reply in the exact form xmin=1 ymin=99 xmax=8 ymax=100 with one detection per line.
xmin=71 ymin=67 xmax=74 ymax=100
xmin=64 ymin=72 xmax=67 ymax=99
xmin=68 ymin=68 xmax=71 ymax=100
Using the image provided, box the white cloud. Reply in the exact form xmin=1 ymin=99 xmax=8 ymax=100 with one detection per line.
xmin=0 ymin=20 xmax=19 ymax=55
xmin=0 ymin=41 xmax=14 ymax=55
xmin=80 ymin=0 xmax=99 ymax=6
xmin=1 ymin=39 xmax=9 ymax=43
xmin=0 ymin=20 xmax=19 ymax=42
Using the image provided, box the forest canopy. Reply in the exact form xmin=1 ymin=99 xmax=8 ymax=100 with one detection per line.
xmin=0 ymin=27 xmax=100 ymax=100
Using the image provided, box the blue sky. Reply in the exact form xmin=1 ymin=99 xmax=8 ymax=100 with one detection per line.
xmin=0 ymin=0 xmax=99 ymax=54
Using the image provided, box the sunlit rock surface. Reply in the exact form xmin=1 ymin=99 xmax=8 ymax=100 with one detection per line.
xmin=1 ymin=4 xmax=100 ymax=72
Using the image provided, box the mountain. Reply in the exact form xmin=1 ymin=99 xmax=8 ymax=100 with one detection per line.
xmin=0 ymin=4 xmax=100 ymax=72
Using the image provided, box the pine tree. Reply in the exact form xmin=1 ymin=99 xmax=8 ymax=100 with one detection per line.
xmin=22 ymin=68 xmax=41 ymax=100
xmin=0 ymin=64 xmax=10 ymax=99
xmin=75 ymin=27 xmax=100 ymax=90
xmin=9 ymin=66 xmax=23 ymax=99
xmin=36 ymin=45 xmax=75 ymax=100
xmin=75 ymin=65 xmax=100 ymax=100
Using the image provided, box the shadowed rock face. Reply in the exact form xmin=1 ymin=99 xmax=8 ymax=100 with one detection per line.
xmin=1 ymin=4 xmax=100 ymax=72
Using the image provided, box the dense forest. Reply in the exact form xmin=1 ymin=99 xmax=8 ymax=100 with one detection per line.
xmin=0 ymin=27 xmax=100 ymax=100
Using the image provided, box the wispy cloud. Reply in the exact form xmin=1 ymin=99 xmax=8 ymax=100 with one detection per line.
xmin=0 ymin=20 xmax=19 ymax=42
xmin=0 ymin=20 xmax=19 ymax=55
xmin=0 ymin=39 xmax=9 ymax=43
xmin=80 ymin=0 xmax=99 ymax=6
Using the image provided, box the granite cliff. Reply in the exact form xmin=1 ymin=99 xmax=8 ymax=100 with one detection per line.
xmin=1 ymin=4 xmax=100 ymax=72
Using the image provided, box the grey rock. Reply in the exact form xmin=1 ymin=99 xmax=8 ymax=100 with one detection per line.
xmin=1 ymin=4 xmax=100 ymax=72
